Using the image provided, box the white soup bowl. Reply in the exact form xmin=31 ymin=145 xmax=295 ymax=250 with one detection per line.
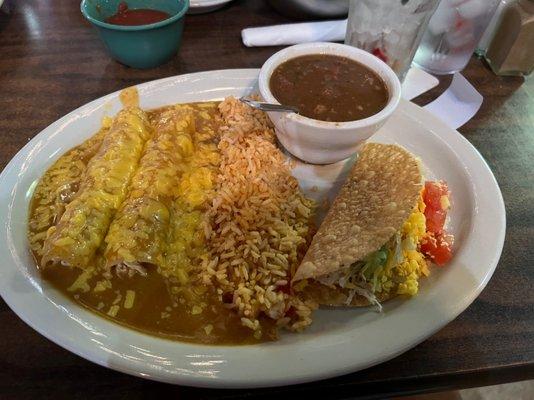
xmin=258 ymin=42 xmax=401 ymax=164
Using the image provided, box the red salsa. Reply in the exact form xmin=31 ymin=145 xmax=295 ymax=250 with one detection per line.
xmin=106 ymin=2 xmax=170 ymax=26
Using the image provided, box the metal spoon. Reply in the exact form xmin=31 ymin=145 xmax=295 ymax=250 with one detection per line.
xmin=239 ymin=97 xmax=299 ymax=113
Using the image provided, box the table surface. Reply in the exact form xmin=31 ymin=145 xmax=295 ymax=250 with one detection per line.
xmin=1 ymin=0 xmax=533 ymax=398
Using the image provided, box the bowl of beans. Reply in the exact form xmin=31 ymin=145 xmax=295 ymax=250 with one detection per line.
xmin=258 ymin=42 xmax=401 ymax=164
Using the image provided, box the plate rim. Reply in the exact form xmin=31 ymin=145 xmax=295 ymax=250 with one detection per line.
xmin=0 ymin=69 xmax=506 ymax=388
xmin=190 ymin=0 xmax=232 ymax=5
xmin=188 ymin=0 xmax=233 ymax=12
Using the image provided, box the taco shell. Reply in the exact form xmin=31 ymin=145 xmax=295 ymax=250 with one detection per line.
xmin=293 ymin=143 xmax=424 ymax=306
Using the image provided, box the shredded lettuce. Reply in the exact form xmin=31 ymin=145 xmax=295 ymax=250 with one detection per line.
xmin=361 ymin=247 xmax=388 ymax=280
xmin=392 ymin=233 xmax=404 ymax=265
xmin=337 ymin=234 xmax=403 ymax=311
xmin=360 ymin=243 xmax=394 ymax=292
xmin=346 ymin=284 xmax=383 ymax=312
xmin=318 ymin=214 xmax=425 ymax=312
xmin=334 ymin=264 xmax=382 ymax=311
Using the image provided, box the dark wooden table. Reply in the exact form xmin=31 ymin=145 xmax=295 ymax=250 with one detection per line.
xmin=1 ymin=0 xmax=533 ymax=398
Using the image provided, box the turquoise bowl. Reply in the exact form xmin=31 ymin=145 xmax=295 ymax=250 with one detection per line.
xmin=81 ymin=0 xmax=189 ymax=69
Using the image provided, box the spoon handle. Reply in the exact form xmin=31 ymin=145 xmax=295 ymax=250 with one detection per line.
xmin=239 ymin=98 xmax=299 ymax=114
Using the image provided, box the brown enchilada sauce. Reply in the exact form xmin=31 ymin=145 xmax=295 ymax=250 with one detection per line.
xmin=39 ymin=265 xmax=271 ymax=345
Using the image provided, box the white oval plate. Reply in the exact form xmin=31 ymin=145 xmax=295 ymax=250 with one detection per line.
xmin=0 ymin=69 xmax=505 ymax=388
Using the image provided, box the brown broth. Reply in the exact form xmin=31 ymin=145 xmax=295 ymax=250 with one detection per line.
xmin=270 ymin=54 xmax=389 ymax=122
xmin=40 ymin=264 xmax=271 ymax=345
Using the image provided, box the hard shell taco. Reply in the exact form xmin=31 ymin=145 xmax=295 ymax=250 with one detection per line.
xmin=293 ymin=143 xmax=453 ymax=309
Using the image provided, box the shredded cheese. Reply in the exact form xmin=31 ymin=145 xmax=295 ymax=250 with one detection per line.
xmin=123 ymin=290 xmax=136 ymax=309
xmin=107 ymin=305 xmax=120 ymax=317
xmin=203 ymin=324 xmax=213 ymax=335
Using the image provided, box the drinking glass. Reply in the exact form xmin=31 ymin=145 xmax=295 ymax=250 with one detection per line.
xmin=345 ymin=0 xmax=440 ymax=82
xmin=413 ymin=0 xmax=500 ymax=74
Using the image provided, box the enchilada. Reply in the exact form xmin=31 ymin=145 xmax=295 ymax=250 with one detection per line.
xmin=41 ymin=107 xmax=152 ymax=269
xmin=103 ymin=106 xmax=196 ymax=275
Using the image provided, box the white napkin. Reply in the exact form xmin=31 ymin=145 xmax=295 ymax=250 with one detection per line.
xmin=242 ymin=20 xmax=347 ymax=47
xmin=424 ymin=73 xmax=483 ymax=129
xmin=402 ymin=67 xmax=439 ymax=101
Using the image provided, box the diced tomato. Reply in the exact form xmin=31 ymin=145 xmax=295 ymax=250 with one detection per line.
xmin=278 ymin=282 xmax=291 ymax=294
xmin=423 ymin=181 xmax=450 ymax=235
xmin=426 ymin=208 xmax=447 ymax=235
xmin=421 ymin=181 xmax=454 ymax=266
xmin=421 ymin=234 xmax=453 ymax=266
xmin=285 ymin=306 xmax=297 ymax=318
xmin=423 ymin=181 xmax=449 ymax=209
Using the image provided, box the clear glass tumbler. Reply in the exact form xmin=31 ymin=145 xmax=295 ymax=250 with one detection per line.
xmin=345 ymin=0 xmax=440 ymax=82
xmin=413 ymin=0 xmax=501 ymax=74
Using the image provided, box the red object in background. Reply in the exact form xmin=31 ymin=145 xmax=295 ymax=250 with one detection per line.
xmin=106 ymin=2 xmax=170 ymax=26
xmin=372 ymin=48 xmax=389 ymax=63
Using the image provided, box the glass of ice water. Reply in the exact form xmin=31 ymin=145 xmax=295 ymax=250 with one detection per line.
xmin=345 ymin=0 xmax=440 ymax=82
xmin=413 ymin=0 xmax=500 ymax=74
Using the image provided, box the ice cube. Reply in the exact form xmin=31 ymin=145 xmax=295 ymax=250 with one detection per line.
xmin=445 ymin=20 xmax=475 ymax=48
xmin=428 ymin=1 xmax=458 ymax=36
xmin=385 ymin=30 xmax=401 ymax=46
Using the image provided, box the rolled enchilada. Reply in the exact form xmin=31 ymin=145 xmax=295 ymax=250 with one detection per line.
xmin=160 ymin=103 xmax=220 ymax=293
xmin=103 ymin=106 xmax=197 ymax=274
xmin=29 ymin=124 xmax=109 ymax=260
xmin=41 ymin=107 xmax=152 ymax=269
